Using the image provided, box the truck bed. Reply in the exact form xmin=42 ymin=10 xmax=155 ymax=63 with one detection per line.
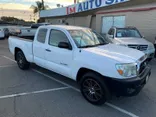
xmin=9 ymin=36 xmax=34 ymax=41
xmin=16 ymin=36 xmax=34 ymax=40
xmin=8 ymin=36 xmax=34 ymax=63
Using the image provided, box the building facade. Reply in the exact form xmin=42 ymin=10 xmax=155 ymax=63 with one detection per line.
xmin=40 ymin=0 xmax=156 ymax=42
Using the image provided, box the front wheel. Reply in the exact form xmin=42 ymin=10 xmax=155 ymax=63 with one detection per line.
xmin=16 ymin=51 xmax=30 ymax=70
xmin=0 ymin=37 xmax=5 ymax=40
xmin=80 ymin=72 xmax=111 ymax=105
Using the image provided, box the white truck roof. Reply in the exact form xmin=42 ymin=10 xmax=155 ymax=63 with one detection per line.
xmin=40 ymin=25 xmax=89 ymax=30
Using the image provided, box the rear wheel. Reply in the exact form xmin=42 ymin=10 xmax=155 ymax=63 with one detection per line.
xmin=80 ymin=72 xmax=111 ymax=105
xmin=16 ymin=51 xmax=30 ymax=70
xmin=0 ymin=37 xmax=5 ymax=40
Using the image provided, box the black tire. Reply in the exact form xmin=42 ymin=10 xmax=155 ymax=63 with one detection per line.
xmin=5 ymin=35 xmax=9 ymax=39
xmin=80 ymin=72 xmax=111 ymax=105
xmin=0 ymin=37 xmax=5 ymax=40
xmin=16 ymin=51 xmax=30 ymax=70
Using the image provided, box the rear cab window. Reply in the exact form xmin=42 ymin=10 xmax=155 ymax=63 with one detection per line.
xmin=37 ymin=28 xmax=48 ymax=43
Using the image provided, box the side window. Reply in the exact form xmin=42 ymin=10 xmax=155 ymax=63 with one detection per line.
xmin=49 ymin=30 xmax=69 ymax=47
xmin=108 ymin=28 xmax=114 ymax=35
xmin=37 ymin=28 xmax=47 ymax=43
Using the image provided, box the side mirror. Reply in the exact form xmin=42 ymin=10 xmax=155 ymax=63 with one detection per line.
xmin=58 ymin=42 xmax=72 ymax=50
xmin=109 ymin=35 xmax=114 ymax=39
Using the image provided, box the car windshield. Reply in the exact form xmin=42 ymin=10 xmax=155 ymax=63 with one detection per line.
xmin=116 ymin=28 xmax=142 ymax=38
xmin=69 ymin=29 xmax=107 ymax=48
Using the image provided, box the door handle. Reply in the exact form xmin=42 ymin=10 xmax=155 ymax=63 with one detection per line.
xmin=45 ymin=49 xmax=51 ymax=52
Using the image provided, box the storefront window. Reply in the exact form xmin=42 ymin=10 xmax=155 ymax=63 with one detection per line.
xmin=102 ymin=16 xmax=125 ymax=34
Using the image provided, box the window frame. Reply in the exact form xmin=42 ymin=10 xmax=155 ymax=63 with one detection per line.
xmin=111 ymin=28 xmax=115 ymax=37
xmin=108 ymin=28 xmax=113 ymax=35
xmin=108 ymin=28 xmax=115 ymax=35
xmin=115 ymin=28 xmax=142 ymax=38
xmin=48 ymin=29 xmax=72 ymax=49
xmin=37 ymin=28 xmax=48 ymax=44
xmin=102 ymin=15 xmax=125 ymax=34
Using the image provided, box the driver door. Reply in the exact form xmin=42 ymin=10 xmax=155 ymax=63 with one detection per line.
xmin=45 ymin=29 xmax=73 ymax=77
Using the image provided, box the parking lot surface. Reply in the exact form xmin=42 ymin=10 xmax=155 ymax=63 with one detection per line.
xmin=0 ymin=39 xmax=156 ymax=117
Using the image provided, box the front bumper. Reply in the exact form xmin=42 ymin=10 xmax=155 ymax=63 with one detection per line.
xmin=106 ymin=65 xmax=151 ymax=97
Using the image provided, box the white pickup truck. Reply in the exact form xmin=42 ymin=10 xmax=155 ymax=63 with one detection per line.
xmin=8 ymin=25 xmax=151 ymax=105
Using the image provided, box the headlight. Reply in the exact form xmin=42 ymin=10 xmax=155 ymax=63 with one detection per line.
xmin=116 ymin=63 xmax=137 ymax=77
xmin=148 ymin=44 xmax=154 ymax=50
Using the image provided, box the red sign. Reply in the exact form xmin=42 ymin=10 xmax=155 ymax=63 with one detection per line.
xmin=66 ymin=6 xmax=76 ymax=15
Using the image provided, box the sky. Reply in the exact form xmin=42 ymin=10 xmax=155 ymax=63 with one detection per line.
xmin=0 ymin=0 xmax=76 ymax=21
xmin=0 ymin=0 xmax=75 ymax=10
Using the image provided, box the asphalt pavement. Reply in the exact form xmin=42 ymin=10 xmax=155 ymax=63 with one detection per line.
xmin=0 ymin=39 xmax=156 ymax=117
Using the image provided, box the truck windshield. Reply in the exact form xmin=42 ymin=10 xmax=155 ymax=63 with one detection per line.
xmin=69 ymin=29 xmax=107 ymax=48
xmin=93 ymin=31 xmax=112 ymax=44
xmin=116 ymin=28 xmax=142 ymax=38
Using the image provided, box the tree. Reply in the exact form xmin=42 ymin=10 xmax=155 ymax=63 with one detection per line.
xmin=41 ymin=0 xmax=44 ymax=9
xmin=30 ymin=1 xmax=49 ymax=14
xmin=1 ymin=16 xmax=35 ymax=25
xmin=1 ymin=16 xmax=24 ymax=23
xmin=56 ymin=4 xmax=61 ymax=8
xmin=56 ymin=4 xmax=64 ymax=8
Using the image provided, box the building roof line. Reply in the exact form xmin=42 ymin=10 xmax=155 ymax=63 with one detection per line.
xmin=96 ymin=6 xmax=156 ymax=15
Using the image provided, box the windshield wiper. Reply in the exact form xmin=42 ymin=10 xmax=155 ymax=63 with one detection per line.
xmin=79 ymin=45 xmax=97 ymax=48
xmin=95 ymin=43 xmax=107 ymax=46
xmin=79 ymin=43 xmax=107 ymax=48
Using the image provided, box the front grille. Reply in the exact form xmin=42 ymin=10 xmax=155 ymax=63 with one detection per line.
xmin=128 ymin=45 xmax=148 ymax=51
xmin=139 ymin=60 xmax=148 ymax=74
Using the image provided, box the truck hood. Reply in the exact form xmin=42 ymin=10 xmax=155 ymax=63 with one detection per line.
xmin=115 ymin=37 xmax=151 ymax=45
xmin=83 ymin=44 xmax=145 ymax=63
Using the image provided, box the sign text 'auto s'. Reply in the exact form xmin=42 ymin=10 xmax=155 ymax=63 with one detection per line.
xmin=67 ymin=0 xmax=129 ymax=15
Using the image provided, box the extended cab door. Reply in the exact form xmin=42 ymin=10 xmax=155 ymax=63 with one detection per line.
xmin=45 ymin=29 xmax=73 ymax=77
xmin=33 ymin=28 xmax=48 ymax=67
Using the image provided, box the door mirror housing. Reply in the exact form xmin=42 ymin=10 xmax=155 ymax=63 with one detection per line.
xmin=58 ymin=42 xmax=72 ymax=50
xmin=109 ymin=35 xmax=114 ymax=39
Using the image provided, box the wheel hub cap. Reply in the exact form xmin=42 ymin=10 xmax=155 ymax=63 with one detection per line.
xmin=89 ymin=87 xmax=95 ymax=94
xmin=82 ymin=78 xmax=103 ymax=102
xmin=19 ymin=60 xmax=23 ymax=64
